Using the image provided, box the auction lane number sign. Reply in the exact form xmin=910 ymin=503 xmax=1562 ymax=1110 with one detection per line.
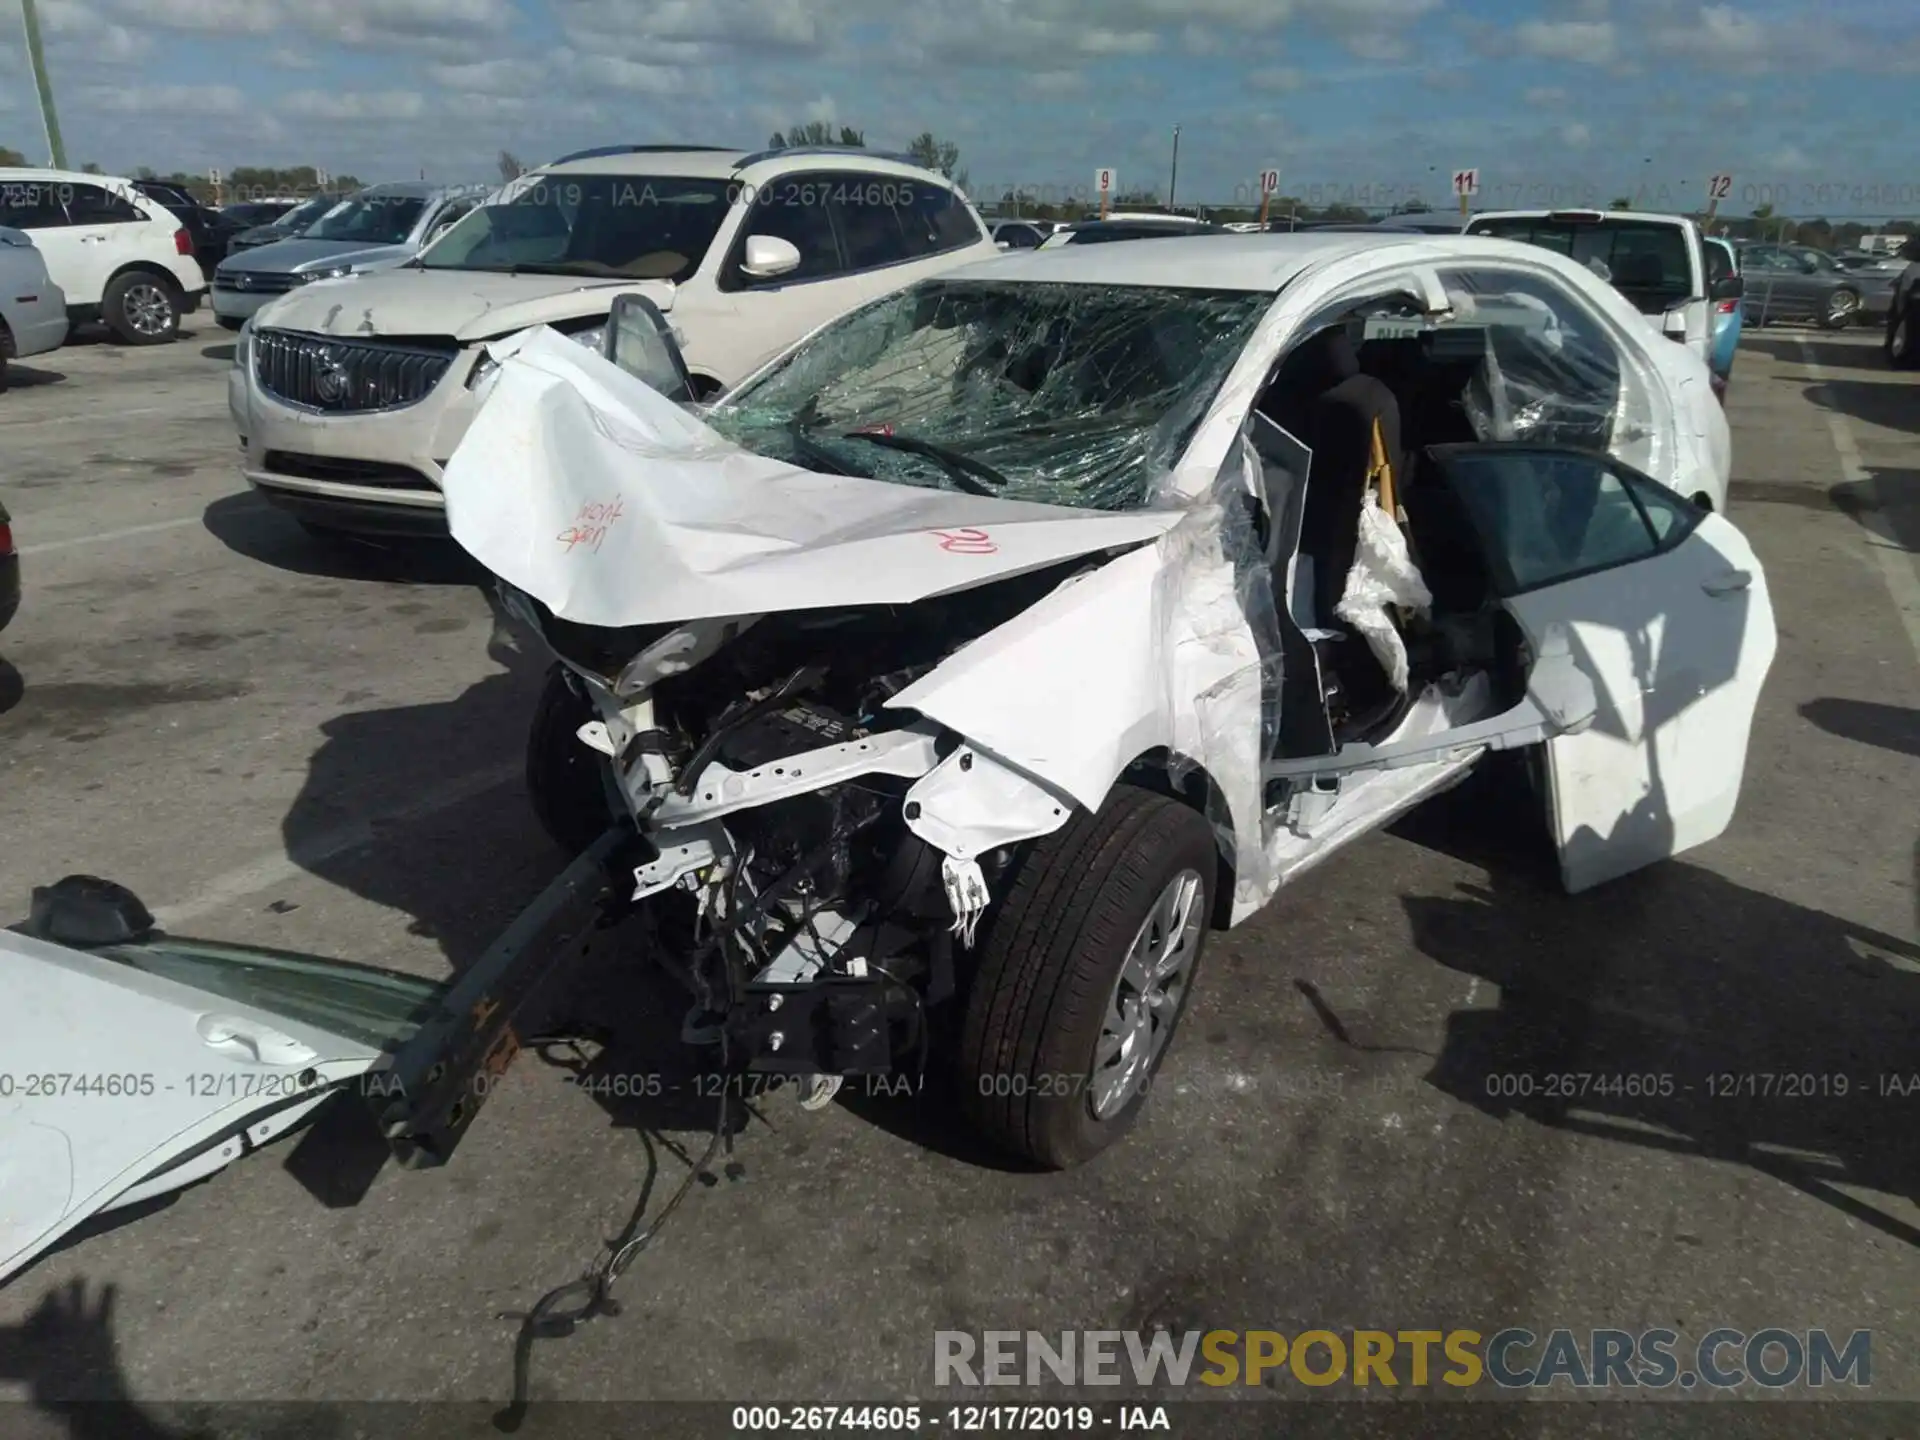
xmin=1452 ymin=168 xmax=1480 ymax=197
xmin=1260 ymin=168 xmax=1280 ymax=196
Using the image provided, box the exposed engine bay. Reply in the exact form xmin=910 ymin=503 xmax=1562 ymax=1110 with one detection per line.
xmin=507 ymin=555 xmax=1106 ymax=1084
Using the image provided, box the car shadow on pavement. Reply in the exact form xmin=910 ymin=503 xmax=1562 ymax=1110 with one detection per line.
xmin=1801 ymin=378 xmax=1920 ymax=437
xmin=0 ymin=1277 xmax=355 ymax=1439
xmin=1401 ymin=765 xmax=1920 ymax=1247
xmin=2 ymin=363 xmax=66 ymax=388
xmin=201 ymin=493 xmax=487 ymax=585
xmin=1800 ymin=698 xmax=1920 ymax=759
xmin=199 ymin=343 xmax=235 ymax=363
xmin=1832 ymin=466 xmax=1920 ymax=552
xmin=0 ymin=659 xmax=23 ymax=717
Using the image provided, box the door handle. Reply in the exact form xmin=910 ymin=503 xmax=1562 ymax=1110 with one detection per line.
xmin=196 ymin=1012 xmax=319 ymax=1066
xmin=1702 ymin=569 xmax=1752 ymax=596
xmin=79 ymin=234 xmax=106 ymax=244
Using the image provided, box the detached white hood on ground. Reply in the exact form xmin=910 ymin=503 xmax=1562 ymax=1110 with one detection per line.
xmin=439 ymin=327 xmax=1186 ymax=629
xmin=0 ymin=921 xmax=433 ymax=1287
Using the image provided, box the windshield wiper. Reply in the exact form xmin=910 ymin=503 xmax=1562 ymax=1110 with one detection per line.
xmin=834 ymin=430 xmax=1009 ymax=498
xmin=787 ymin=398 xmax=870 ymax=478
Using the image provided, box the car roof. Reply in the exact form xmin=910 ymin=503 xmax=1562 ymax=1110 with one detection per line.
xmin=1469 ymin=208 xmax=1696 ymax=226
xmin=0 ymin=165 xmax=135 ymax=184
xmin=351 ymin=181 xmax=488 ymax=200
xmin=534 ymin=147 xmax=956 ymax=188
xmin=945 ymin=230 xmax=1446 ymax=291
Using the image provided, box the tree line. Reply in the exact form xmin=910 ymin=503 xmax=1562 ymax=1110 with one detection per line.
xmin=7 ymin=139 xmax=1915 ymax=245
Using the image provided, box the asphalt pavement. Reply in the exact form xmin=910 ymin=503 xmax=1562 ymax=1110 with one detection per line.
xmin=0 ymin=319 xmax=1915 ymax=1430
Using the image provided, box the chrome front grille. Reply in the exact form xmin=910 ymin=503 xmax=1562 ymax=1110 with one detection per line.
xmin=215 ymin=271 xmax=297 ymax=294
xmin=252 ymin=329 xmax=457 ymax=414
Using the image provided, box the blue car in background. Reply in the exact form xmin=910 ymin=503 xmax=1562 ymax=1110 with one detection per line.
xmin=1705 ymin=236 xmax=1741 ymax=399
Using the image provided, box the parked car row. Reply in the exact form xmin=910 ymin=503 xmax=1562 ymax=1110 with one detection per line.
xmin=226 ymin=144 xmax=1001 ymax=535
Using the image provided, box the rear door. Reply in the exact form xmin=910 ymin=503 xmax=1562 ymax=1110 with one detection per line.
xmin=0 ymin=904 xmax=437 ymax=1284
xmin=60 ymin=182 xmax=154 ymax=303
xmin=1264 ymin=443 xmax=1776 ymax=892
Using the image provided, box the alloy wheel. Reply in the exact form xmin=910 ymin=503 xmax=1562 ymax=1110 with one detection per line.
xmin=1089 ymin=868 xmax=1204 ymax=1119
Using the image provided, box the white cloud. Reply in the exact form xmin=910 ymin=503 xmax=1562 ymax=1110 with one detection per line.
xmin=1246 ymin=66 xmax=1303 ymax=92
xmin=1524 ymin=85 xmax=1568 ymax=105
xmin=268 ymin=45 xmax=318 ymax=68
xmin=282 ymin=89 xmax=431 ymax=121
xmin=79 ymin=83 xmax=248 ymax=115
xmin=1515 ymin=18 xmax=1616 ymax=63
xmin=1562 ymin=122 xmax=1592 ymax=146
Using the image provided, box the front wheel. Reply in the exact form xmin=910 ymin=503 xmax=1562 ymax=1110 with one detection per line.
xmin=104 ymin=272 xmax=180 ymax=345
xmin=958 ymin=785 xmax=1215 ymax=1169
xmin=527 ymin=662 xmax=619 ymax=855
xmin=1819 ymin=289 xmax=1861 ymax=330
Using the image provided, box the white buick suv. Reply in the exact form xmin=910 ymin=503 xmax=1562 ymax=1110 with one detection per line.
xmin=227 ymin=144 xmax=999 ymax=536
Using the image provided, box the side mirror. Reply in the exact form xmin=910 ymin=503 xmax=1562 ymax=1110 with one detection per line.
xmin=740 ymin=234 xmax=802 ymax=280
xmin=1710 ymin=274 xmax=1743 ymax=302
xmin=604 ymin=292 xmax=695 ymax=405
xmin=996 ymin=240 xmax=1011 ymax=250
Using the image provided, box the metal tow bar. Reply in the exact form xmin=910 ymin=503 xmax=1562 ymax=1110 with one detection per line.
xmin=368 ymin=826 xmax=626 ymax=1169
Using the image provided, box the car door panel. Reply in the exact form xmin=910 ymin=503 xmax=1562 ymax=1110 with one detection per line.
xmin=0 ymin=914 xmax=437 ymax=1284
xmin=1506 ymin=508 xmax=1774 ymax=890
xmin=1266 ymin=443 xmax=1775 ymax=892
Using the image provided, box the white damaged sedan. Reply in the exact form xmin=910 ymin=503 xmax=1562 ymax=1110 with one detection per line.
xmin=0 ymin=233 xmax=1772 ymax=1286
xmin=437 ymin=231 xmax=1769 ymax=1168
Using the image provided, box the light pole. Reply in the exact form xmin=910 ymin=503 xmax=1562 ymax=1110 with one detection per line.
xmin=18 ymin=0 xmax=67 ymax=169
xmin=1168 ymin=125 xmax=1181 ymax=213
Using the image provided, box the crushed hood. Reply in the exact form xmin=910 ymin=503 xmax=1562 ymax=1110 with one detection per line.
xmin=253 ymin=270 xmax=675 ymax=344
xmin=440 ymin=326 xmax=1186 ymax=630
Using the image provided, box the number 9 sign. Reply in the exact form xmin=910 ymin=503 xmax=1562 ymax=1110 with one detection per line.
xmin=1094 ymin=168 xmax=1115 ymax=196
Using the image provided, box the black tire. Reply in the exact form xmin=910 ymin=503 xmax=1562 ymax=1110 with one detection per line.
xmin=1818 ymin=288 xmax=1861 ymax=330
xmin=526 ymin=662 xmax=618 ymax=855
xmin=103 ymin=270 xmax=181 ymax=345
xmin=1887 ymin=304 xmax=1920 ymax=369
xmin=958 ymin=784 xmax=1216 ymax=1169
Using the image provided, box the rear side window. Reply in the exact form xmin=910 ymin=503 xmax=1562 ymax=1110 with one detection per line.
xmin=0 ymin=180 xmax=67 ymax=228
xmin=1706 ymin=243 xmax=1734 ymax=283
xmin=1469 ymin=218 xmax=1693 ymax=314
xmin=907 ymin=185 xmax=983 ymax=255
xmin=65 ymin=183 xmax=146 ymax=224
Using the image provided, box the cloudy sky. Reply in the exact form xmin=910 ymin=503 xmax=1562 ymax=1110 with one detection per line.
xmin=2 ymin=0 xmax=1915 ymax=214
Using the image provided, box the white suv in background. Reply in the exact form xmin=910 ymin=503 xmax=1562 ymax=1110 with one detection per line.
xmin=0 ymin=168 xmax=208 ymax=343
xmin=1464 ymin=209 xmax=1717 ymax=374
xmin=227 ymin=144 xmax=1000 ymax=536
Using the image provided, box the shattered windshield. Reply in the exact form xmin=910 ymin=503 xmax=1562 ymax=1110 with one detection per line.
xmin=705 ymin=279 xmax=1270 ymax=510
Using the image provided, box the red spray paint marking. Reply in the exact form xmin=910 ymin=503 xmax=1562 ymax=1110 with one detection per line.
xmin=932 ymin=527 xmax=997 ymax=555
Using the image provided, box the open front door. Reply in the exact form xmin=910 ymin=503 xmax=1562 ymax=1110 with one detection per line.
xmin=1261 ymin=443 xmax=1775 ymax=893
xmin=0 ymin=881 xmax=437 ymax=1286
xmin=1422 ymin=443 xmax=1776 ymax=891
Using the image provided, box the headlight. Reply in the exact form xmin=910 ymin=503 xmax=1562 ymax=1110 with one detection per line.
xmin=568 ymin=324 xmax=606 ymax=352
xmin=297 ymin=266 xmax=353 ymax=284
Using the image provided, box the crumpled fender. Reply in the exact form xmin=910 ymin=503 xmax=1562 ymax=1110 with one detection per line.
xmin=886 ymin=510 xmax=1267 ymax=896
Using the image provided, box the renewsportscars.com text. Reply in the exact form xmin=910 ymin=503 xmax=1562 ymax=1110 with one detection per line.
xmin=934 ymin=1328 xmax=1871 ymax=1390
